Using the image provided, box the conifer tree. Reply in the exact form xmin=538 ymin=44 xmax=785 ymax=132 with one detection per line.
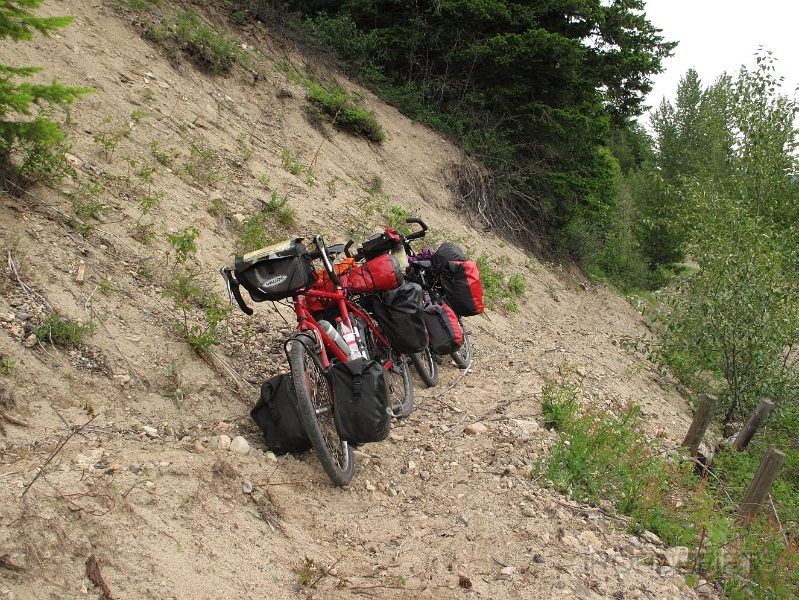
xmin=0 ymin=0 xmax=92 ymax=193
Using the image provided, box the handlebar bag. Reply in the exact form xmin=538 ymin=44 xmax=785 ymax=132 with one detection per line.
xmin=369 ymin=282 xmax=428 ymax=354
xmin=331 ymin=358 xmax=391 ymax=444
xmin=250 ymin=374 xmax=312 ymax=455
xmin=423 ymin=303 xmax=463 ymax=354
xmin=431 ymin=242 xmax=467 ymax=274
xmin=438 ymin=260 xmax=485 ymax=317
xmin=235 ymin=239 xmax=315 ymax=302
xmin=361 ymin=228 xmax=401 ymax=260
xmin=343 ymin=253 xmax=403 ymax=293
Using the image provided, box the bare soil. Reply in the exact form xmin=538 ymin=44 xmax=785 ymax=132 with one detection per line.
xmin=0 ymin=3 xmax=711 ymax=599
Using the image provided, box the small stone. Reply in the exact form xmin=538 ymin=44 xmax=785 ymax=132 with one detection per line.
xmin=420 ymin=470 xmax=431 ymax=481
xmin=459 ymin=514 xmax=469 ymax=525
xmin=229 ymin=436 xmax=250 ymax=455
xmin=522 ymin=507 xmax=537 ymax=517
xmin=129 ymin=461 xmax=140 ymax=473
xmin=642 ymin=530 xmax=662 ymax=545
xmin=142 ymin=425 xmax=159 ymax=437
xmin=24 ymin=333 xmax=38 ymax=348
xmin=218 ymin=435 xmax=232 ymax=451
xmin=579 ymin=531 xmax=601 ymax=549
xmin=264 ymin=451 xmax=277 ymax=462
xmin=242 ymin=480 xmax=253 ymax=494
xmin=663 ymin=546 xmax=690 ymax=568
xmin=464 ymin=422 xmax=488 ymax=435
xmin=561 ymin=535 xmax=580 ymax=548
xmin=193 ymin=440 xmax=206 ymax=453
xmin=499 ymin=566 xmax=516 ymax=576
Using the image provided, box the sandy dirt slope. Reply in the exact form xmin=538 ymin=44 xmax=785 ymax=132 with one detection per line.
xmin=0 ymin=2 xmax=709 ymax=599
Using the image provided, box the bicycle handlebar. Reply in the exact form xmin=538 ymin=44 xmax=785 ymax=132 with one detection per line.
xmin=221 ymin=267 xmax=254 ymax=315
xmin=403 ymin=217 xmax=427 ymax=241
xmin=312 ymin=234 xmax=341 ymax=288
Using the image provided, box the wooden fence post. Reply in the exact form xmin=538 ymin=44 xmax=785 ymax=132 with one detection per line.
xmin=681 ymin=394 xmax=717 ymax=456
xmin=738 ymin=448 xmax=786 ymax=522
xmin=733 ymin=399 xmax=775 ymax=451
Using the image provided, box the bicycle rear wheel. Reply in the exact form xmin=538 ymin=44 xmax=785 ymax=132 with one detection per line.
xmin=411 ymin=347 xmax=439 ymax=388
xmin=287 ymin=334 xmax=354 ymax=486
xmin=450 ymin=320 xmax=472 ymax=369
xmin=358 ymin=316 xmax=414 ymax=418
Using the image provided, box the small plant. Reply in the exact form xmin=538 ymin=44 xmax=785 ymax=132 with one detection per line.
xmin=1 ymin=357 xmax=17 ymax=375
xmin=234 ymin=133 xmax=253 ymax=163
xmin=150 ymin=140 xmax=180 ymax=166
xmin=234 ymin=192 xmax=295 ymax=253
xmin=162 ymin=359 xmax=187 ymax=407
xmin=33 ymin=312 xmax=95 ymax=348
xmin=165 ymin=225 xmax=199 ymax=263
xmin=93 ymin=116 xmax=130 ymax=163
xmin=280 ymin=148 xmax=305 ymax=175
xmin=258 ymin=173 xmax=271 ymax=188
xmin=162 ymin=272 xmax=231 ymax=356
xmin=132 ymin=221 xmax=156 ymax=245
xmin=294 ymin=556 xmax=327 ymax=587
xmin=181 ymin=142 xmax=222 ymax=185
xmin=69 ymin=180 xmax=106 ymax=221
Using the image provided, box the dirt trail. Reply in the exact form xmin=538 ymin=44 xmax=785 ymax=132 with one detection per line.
xmin=0 ymin=3 xmax=707 ymax=599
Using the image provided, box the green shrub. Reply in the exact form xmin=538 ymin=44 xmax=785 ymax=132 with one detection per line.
xmin=33 ymin=312 xmax=95 ymax=347
xmin=305 ymin=81 xmax=385 ymax=143
xmin=162 ymin=272 xmax=231 ymax=356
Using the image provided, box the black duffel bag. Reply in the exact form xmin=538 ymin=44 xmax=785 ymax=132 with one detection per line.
xmin=250 ymin=373 xmax=312 ymax=455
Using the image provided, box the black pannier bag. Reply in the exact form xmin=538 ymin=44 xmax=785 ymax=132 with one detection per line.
xmin=234 ymin=239 xmax=315 ymax=302
xmin=369 ymin=282 xmax=428 ymax=354
xmin=250 ymin=374 xmax=312 ymax=455
xmin=431 ymin=242 xmax=467 ymax=274
xmin=330 ymin=358 xmax=391 ymax=444
xmin=423 ymin=303 xmax=463 ymax=354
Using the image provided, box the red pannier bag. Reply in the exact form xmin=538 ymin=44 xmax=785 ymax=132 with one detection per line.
xmin=438 ymin=259 xmax=484 ymax=317
xmin=342 ymin=253 xmax=403 ymax=293
xmin=422 ymin=303 xmax=463 ymax=354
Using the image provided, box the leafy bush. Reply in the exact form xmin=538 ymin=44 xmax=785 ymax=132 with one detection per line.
xmin=162 ymin=272 xmax=231 ymax=356
xmin=305 ymin=81 xmax=385 ymax=143
xmin=537 ymin=381 xmax=799 ymax=599
xmin=33 ymin=312 xmax=95 ymax=347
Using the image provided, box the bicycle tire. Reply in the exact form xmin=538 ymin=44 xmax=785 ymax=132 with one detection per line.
xmin=410 ymin=348 xmax=439 ymax=388
xmin=357 ymin=316 xmax=414 ymax=418
xmin=287 ymin=334 xmax=354 ymax=486
xmin=450 ymin=321 xmax=472 ymax=369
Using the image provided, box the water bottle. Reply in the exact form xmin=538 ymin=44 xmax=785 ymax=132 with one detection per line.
xmin=318 ymin=319 xmax=350 ymax=357
xmin=337 ymin=318 xmax=362 ymax=360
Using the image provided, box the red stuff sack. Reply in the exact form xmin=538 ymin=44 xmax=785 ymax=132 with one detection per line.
xmin=305 ymin=258 xmax=356 ymax=313
xmin=438 ymin=260 xmax=484 ymax=317
xmin=343 ymin=254 xmax=403 ymax=293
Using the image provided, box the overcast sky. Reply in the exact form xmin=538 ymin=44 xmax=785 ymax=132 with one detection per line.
xmin=639 ymin=0 xmax=799 ymax=123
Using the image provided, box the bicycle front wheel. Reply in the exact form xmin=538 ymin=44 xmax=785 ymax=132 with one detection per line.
xmin=450 ymin=321 xmax=472 ymax=369
xmin=411 ymin=347 xmax=439 ymax=388
xmin=287 ymin=334 xmax=354 ymax=486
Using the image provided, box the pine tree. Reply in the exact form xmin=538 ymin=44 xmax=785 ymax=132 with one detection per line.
xmin=0 ymin=0 xmax=92 ymax=193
